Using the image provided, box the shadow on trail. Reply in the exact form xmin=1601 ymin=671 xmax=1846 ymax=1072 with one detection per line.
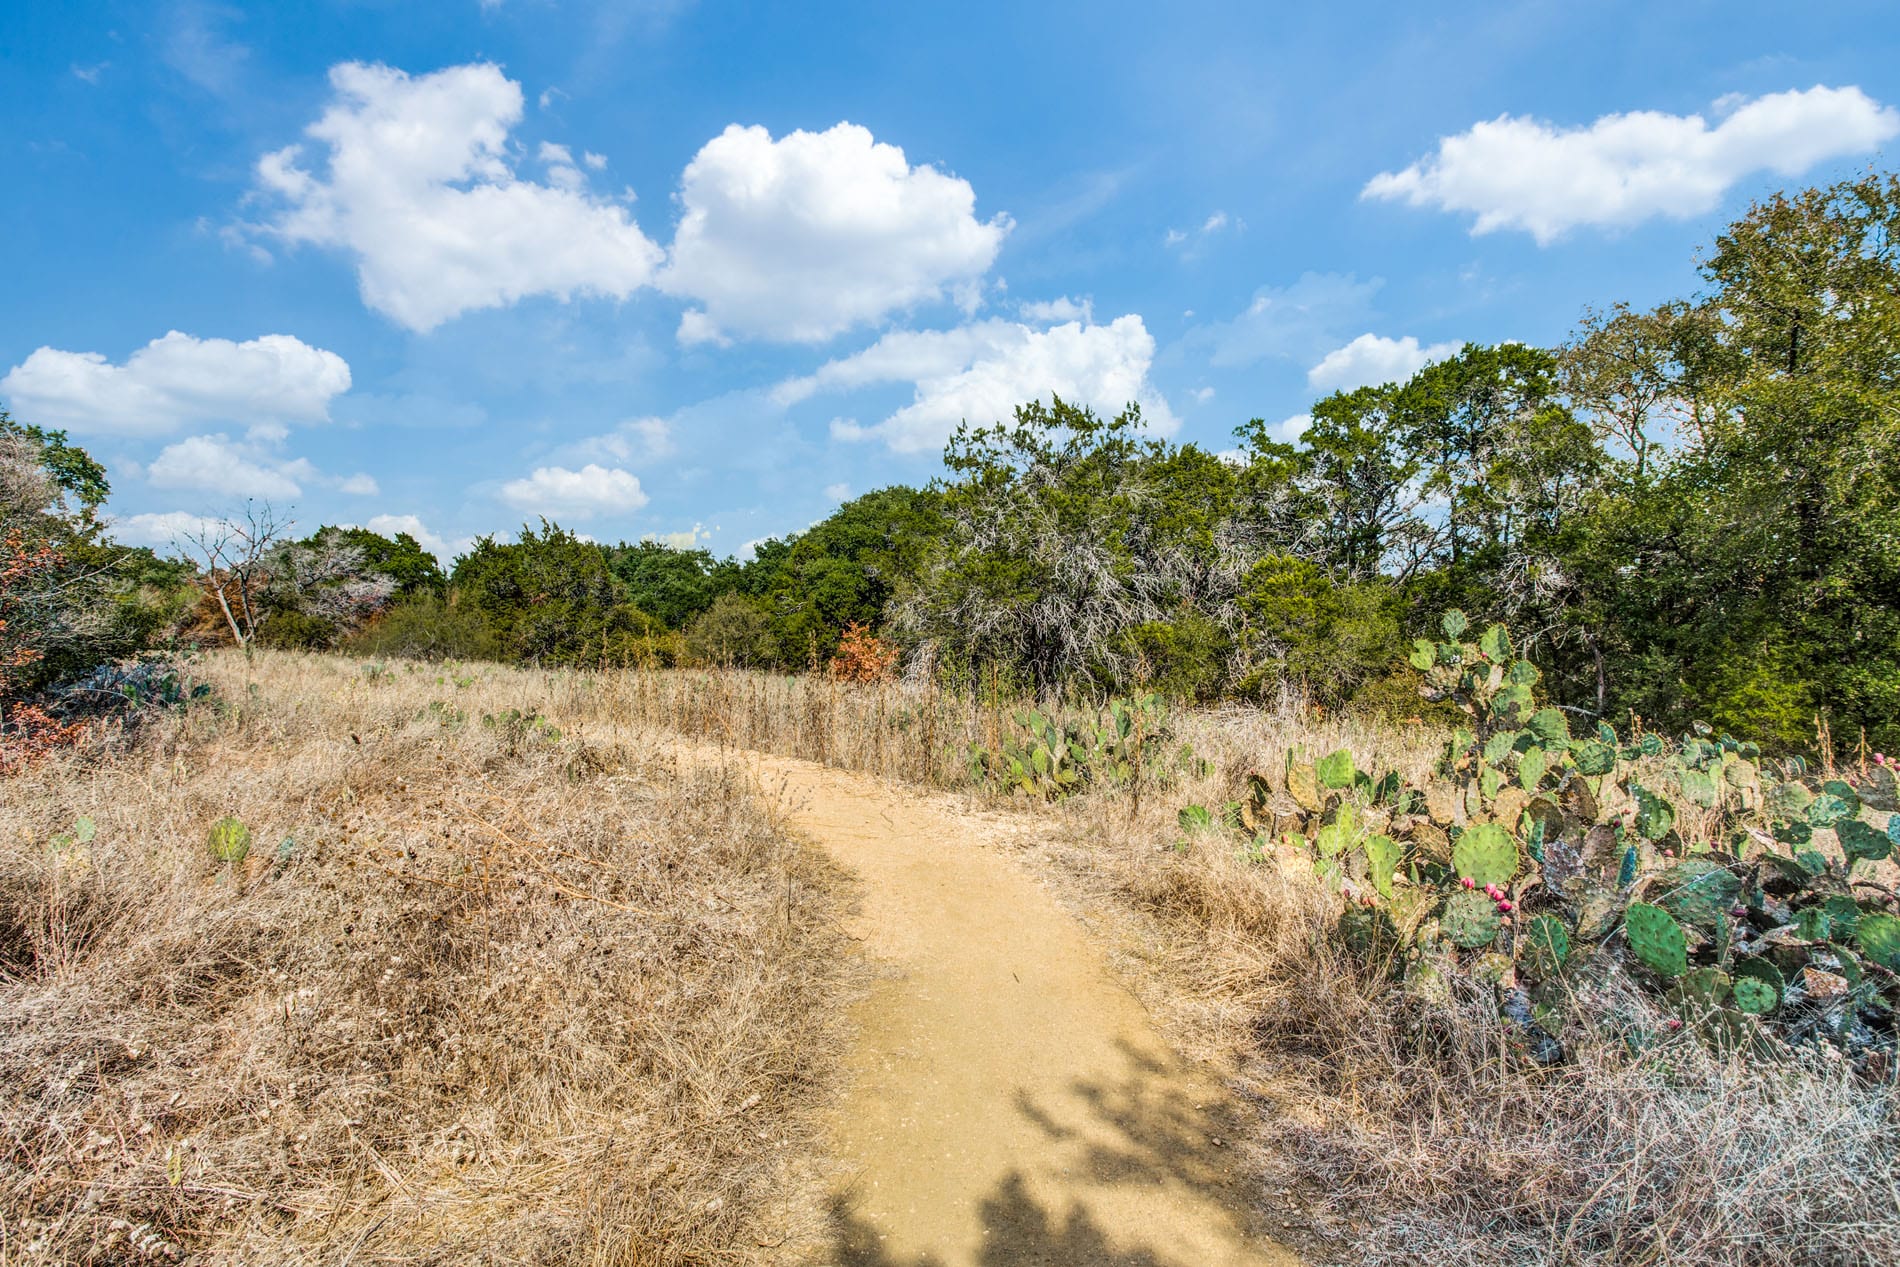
xmin=829 ymin=1038 xmax=1271 ymax=1267
xmin=830 ymin=1173 xmax=1167 ymax=1267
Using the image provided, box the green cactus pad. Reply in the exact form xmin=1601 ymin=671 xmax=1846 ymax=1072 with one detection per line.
xmin=1823 ymin=779 xmax=1862 ymax=811
xmin=1837 ymin=819 xmax=1892 ymax=865
xmin=1495 ymin=683 xmax=1536 ymax=725
xmin=1773 ymin=819 xmax=1814 ymax=847
xmin=207 ymin=816 xmax=252 ymax=864
xmin=1478 ymin=623 xmax=1511 ymax=661
xmin=1731 ymin=975 xmax=1779 ymax=1016
xmin=1679 ymin=768 xmax=1718 ymax=808
xmin=1731 ymin=966 xmax=1783 ymax=1023
xmin=1178 ymin=805 xmax=1213 ymax=832
xmin=1654 ymin=857 xmax=1742 ymax=930
xmin=1315 ymin=749 xmax=1357 ymax=789
xmin=1315 ymin=816 xmax=1355 ymax=858
xmin=1518 ymin=747 xmax=1548 ymax=792
xmin=1442 ymin=888 xmax=1503 ymax=949
xmin=1572 ymin=739 xmax=1616 ymax=776
xmin=1625 ymin=902 xmax=1688 ymax=977
xmin=1452 ymin=822 xmax=1518 ymax=887
xmin=1765 ymin=781 xmax=1814 ymax=818
xmin=1632 ymin=785 xmax=1676 ymax=841
xmin=1408 ymin=638 xmax=1434 ymax=671
xmin=1857 ymin=912 xmax=1900 ymax=969
xmin=1823 ymin=895 xmax=1861 ymax=938
xmin=1806 ymin=793 xmax=1853 ymax=828
xmin=1365 ymin=833 xmax=1403 ymax=899
xmin=1520 ymin=914 xmax=1569 ymax=979
xmin=1441 ymin=610 xmax=1469 ymax=639
xmin=1506 ymin=660 xmax=1541 ymax=687
xmin=1527 ymin=708 xmax=1570 ymax=747
xmin=1618 ymin=844 xmax=1639 ymax=888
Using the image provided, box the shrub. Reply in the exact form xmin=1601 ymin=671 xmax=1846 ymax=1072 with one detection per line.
xmin=829 ymin=622 xmax=898 ymax=683
xmin=684 ymin=592 xmax=774 ymax=667
xmin=346 ymin=594 xmax=502 ymax=662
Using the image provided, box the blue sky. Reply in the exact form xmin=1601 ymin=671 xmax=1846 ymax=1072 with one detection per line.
xmin=4 ymin=1 xmax=1897 ymax=562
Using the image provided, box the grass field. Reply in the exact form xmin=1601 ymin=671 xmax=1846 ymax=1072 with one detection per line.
xmin=0 ymin=652 xmax=856 ymax=1265
xmin=3 ymin=653 xmax=1896 ymax=1265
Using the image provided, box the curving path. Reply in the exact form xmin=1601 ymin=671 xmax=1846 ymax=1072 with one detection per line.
xmin=725 ymin=750 xmax=1304 ymax=1267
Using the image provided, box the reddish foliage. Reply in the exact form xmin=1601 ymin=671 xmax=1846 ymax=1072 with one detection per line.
xmin=0 ymin=703 xmax=85 ymax=774
xmin=828 ymin=621 xmax=899 ymax=683
xmin=1 ymin=529 xmax=86 ymax=771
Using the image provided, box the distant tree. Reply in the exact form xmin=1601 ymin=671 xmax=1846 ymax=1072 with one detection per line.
xmin=759 ymin=486 xmax=942 ymax=665
xmin=683 ymin=592 xmax=773 ymax=667
xmin=451 ymin=521 xmax=672 ymax=664
xmin=314 ymin=525 xmax=447 ymax=598
xmin=900 ymin=398 xmax=1255 ymax=696
xmin=255 ymin=527 xmax=401 ymax=649
xmin=180 ymin=502 xmax=294 ymax=657
xmin=1 ymin=415 xmax=172 ymax=688
xmin=602 ymin=540 xmax=719 ymax=628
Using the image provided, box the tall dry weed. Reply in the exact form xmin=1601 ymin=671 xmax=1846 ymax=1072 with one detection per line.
xmin=597 ymin=665 xmax=1900 ymax=1265
xmin=0 ymin=651 xmax=855 ymax=1265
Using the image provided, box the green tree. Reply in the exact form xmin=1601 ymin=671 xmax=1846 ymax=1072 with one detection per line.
xmin=603 ymin=540 xmax=720 ymax=628
xmin=451 ymin=521 xmax=670 ymax=664
xmin=761 ymin=486 xmax=941 ymax=665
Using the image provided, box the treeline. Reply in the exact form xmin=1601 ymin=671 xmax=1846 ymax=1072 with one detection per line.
xmin=3 ymin=172 xmax=1897 ymax=755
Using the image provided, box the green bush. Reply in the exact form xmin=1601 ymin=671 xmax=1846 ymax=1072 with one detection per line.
xmin=684 ymin=593 xmax=775 ymax=667
xmin=346 ymin=594 xmax=501 ymax=662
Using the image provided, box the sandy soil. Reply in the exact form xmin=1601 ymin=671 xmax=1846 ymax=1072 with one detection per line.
xmin=719 ymin=749 xmax=1302 ymax=1267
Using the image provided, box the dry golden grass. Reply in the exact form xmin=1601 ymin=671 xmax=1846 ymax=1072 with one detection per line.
xmin=614 ymin=667 xmax=1900 ymax=1266
xmin=0 ymin=651 xmax=856 ymax=1265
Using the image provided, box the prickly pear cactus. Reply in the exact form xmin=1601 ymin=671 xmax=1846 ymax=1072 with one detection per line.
xmin=1442 ymin=888 xmax=1503 ymax=949
xmin=1858 ymin=913 xmax=1900 ymax=969
xmin=1184 ymin=608 xmax=1900 ymax=1067
xmin=1452 ymin=823 xmax=1517 ymax=888
xmin=1365 ymin=833 xmax=1403 ymax=900
xmin=1625 ymin=903 xmax=1688 ymax=977
xmin=1519 ymin=914 xmax=1569 ymax=979
xmin=1731 ymin=976 xmax=1777 ymax=1016
xmin=208 ymin=816 xmax=252 ymax=864
xmin=1315 ymin=749 xmax=1357 ymax=790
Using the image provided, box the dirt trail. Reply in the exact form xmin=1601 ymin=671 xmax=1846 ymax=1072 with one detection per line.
xmin=723 ymin=749 xmax=1303 ymax=1267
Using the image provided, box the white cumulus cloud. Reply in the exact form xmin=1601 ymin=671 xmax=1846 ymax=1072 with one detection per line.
xmin=143 ymin=431 xmax=381 ymax=502
xmin=498 ymin=463 xmax=647 ymax=520
xmin=570 ymin=415 xmax=675 ymax=465
xmin=1 ymin=331 xmax=350 ymax=436
xmin=363 ymin=513 xmax=467 ymax=563
xmin=109 ymin=511 xmax=225 ymax=552
xmin=660 ymin=122 xmax=1010 ymax=344
xmin=254 ymin=61 xmax=662 ymax=331
xmin=784 ymin=313 xmax=1176 ymax=454
xmin=1364 ymin=85 xmax=1900 ymax=242
xmin=1308 ymin=334 xmax=1460 ymax=393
